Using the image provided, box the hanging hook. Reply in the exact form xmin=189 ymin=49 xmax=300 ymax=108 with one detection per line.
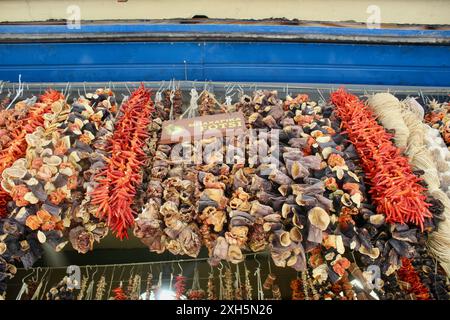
xmin=34 ymin=267 xmax=42 ymax=282
xmin=40 ymin=268 xmax=50 ymax=283
xmin=101 ymin=265 xmax=107 ymax=277
xmin=92 ymin=265 xmax=99 ymax=279
xmin=157 ymin=80 xmax=166 ymax=94
xmin=267 ymin=255 xmax=272 ymax=274
xmin=129 ymin=265 xmax=135 ymax=278
xmin=254 ymin=254 xmax=261 ymax=269
xmin=22 ymin=268 xmax=35 ymax=284
xmin=107 ymin=265 xmax=117 ymax=296
xmin=6 ymin=74 xmax=24 ymax=110
xmin=177 ymin=261 xmax=183 ymax=276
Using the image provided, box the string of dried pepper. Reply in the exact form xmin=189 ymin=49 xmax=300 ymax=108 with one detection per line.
xmin=112 ymin=286 xmax=127 ymax=300
xmin=330 ymin=88 xmax=432 ymax=230
xmin=397 ymin=257 xmax=431 ymax=300
xmin=0 ymin=89 xmax=64 ymax=218
xmin=91 ymin=85 xmax=153 ymax=239
xmin=175 ymin=275 xmax=186 ymax=300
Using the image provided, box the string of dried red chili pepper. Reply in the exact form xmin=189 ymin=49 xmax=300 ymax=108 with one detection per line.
xmin=0 ymin=89 xmax=64 ymax=218
xmin=112 ymin=286 xmax=128 ymax=300
xmin=175 ymin=275 xmax=186 ymax=300
xmin=397 ymin=257 xmax=431 ymax=300
xmin=91 ymin=85 xmax=153 ymax=239
xmin=330 ymin=89 xmax=432 ymax=230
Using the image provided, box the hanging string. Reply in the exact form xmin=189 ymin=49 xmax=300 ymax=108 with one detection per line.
xmin=16 ymin=281 xmax=29 ymax=300
xmin=169 ymin=80 xmax=175 ymax=120
xmin=31 ymin=268 xmax=47 ymax=300
xmin=181 ymin=88 xmax=199 ymax=119
xmin=85 ymin=267 xmax=98 ymax=301
xmin=218 ymin=263 xmax=224 ymax=300
xmin=235 ymin=263 xmax=244 ymax=300
xmin=169 ymin=263 xmax=174 ymax=290
xmin=39 ymin=268 xmax=52 ymax=300
xmin=107 ymin=265 xmax=116 ymax=299
xmin=254 ymin=266 xmax=264 ymax=300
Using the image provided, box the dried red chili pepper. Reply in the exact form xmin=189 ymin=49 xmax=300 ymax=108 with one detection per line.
xmin=330 ymin=89 xmax=432 ymax=230
xmin=91 ymin=84 xmax=154 ymax=239
xmin=397 ymin=257 xmax=431 ymax=300
xmin=112 ymin=286 xmax=128 ymax=300
xmin=175 ymin=275 xmax=186 ymax=300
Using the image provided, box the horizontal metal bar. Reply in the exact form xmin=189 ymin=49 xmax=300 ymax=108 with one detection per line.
xmin=0 ymin=23 xmax=449 ymax=44
xmin=15 ymin=251 xmax=268 ymax=271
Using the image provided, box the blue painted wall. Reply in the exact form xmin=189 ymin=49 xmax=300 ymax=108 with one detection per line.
xmin=0 ymin=24 xmax=449 ymax=86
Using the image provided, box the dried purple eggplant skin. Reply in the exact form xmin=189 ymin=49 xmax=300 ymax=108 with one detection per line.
xmin=393 ymin=223 xmax=409 ymax=232
xmin=388 ymin=239 xmax=415 ymax=259
xmin=250 ymin=201 xmax=274 ymax=217
xmin=20 ymin=251 xmax=40 ymax=269
xmin=42 ymin=203 xmax=62 ymax=216
xmin=74 ymin=140 xmax=93 ymax=153
xmin=164 ymin=227 xmax=182 ymax=239
xmin=357 ymin=228 xmax=374 ymax=251
xmin=198 ymin=200 xmax=220 ymax=213
xmin=388 ymin=248 xmax=401 ymax=267
xmin=392 ymin=229 xmax=418 ymax=243
xmin=28 ymin=181 xmax=48 ymax=202
xmin=307 ymin=224 xmax=323 ymax=244
xmin=249 ymin=175 xmax=273 ymax=193
xmin=1 ymin=219 xmax=24 ymax=236
xmin=53 ymin=174 xmax=69 ymax=189
xmin=229 ymin=214 xmax=255 ymax=227
xmin=327 ymin=265 xmax=341 ymax=284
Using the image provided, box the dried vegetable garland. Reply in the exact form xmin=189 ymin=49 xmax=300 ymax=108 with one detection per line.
xmin=330 ymin=89 xmax=432 ymax=229
xmin=174 ymin=274 xmax=186 ymax=300
xmin=397 ymin=257 xmax=431 ymax=300
xmin=367 ymin=94 xmax=450 ymax=276
xmin=91 ymin=85 xmax=153 ymax=239
xmin=0 ymin=91 xmax=62 ymax=218
xmin=0 ymin=90 xmax=70 ymax=288
xmin=67 ymin=89 xmax=116 ymax=253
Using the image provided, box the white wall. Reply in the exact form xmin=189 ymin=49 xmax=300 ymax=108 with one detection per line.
xmin=0 ymin=0 xmax=449 ymax=25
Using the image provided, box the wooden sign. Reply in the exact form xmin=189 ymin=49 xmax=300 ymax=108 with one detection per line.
xmin=160 ymin=112 xmax=246 ymax=144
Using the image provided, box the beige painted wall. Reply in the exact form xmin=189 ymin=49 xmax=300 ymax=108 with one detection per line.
xmin=0 ymin=0 xmax=449 ymax=25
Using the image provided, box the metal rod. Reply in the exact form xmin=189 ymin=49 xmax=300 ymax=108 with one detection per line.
xmin=16 ymin=251 xmax=269 ymax=272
